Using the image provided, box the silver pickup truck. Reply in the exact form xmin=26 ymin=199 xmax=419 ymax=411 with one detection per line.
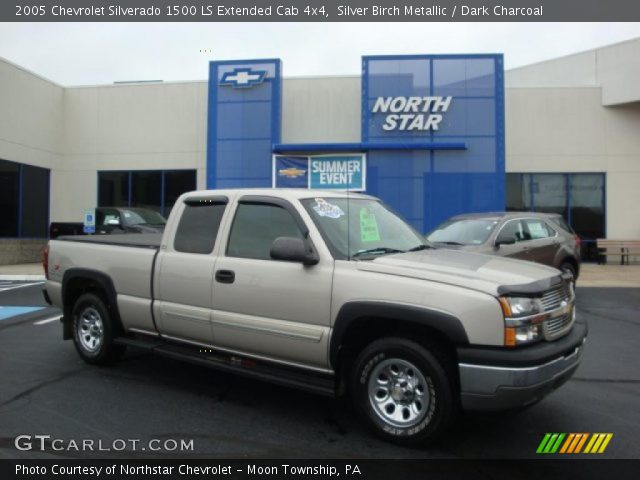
xmin=43 ymin=189 xmax=587 ymax=445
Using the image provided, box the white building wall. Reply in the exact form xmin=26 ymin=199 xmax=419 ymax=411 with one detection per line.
xmin=506 ymin=87 xmax=640 ymax=238
xmin=0 ymin=58 xmax=63 ymax=170
xmin=282 ymin=76 xmax=361 ymax=143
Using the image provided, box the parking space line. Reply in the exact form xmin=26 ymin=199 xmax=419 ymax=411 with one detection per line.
xmin=0 ymin=281 xmax=45 ymax=293
xmin=34 ymin=316 xmax=62 ymax=326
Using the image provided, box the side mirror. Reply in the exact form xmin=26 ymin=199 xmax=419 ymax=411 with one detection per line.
xmin=270 ymin=237 xmax=319 ymax=265
xmin=495 ymin=235 xmax=517 ymax=247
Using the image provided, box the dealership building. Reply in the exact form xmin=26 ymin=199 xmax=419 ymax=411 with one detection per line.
xmin=1 ymin=37 xmax=639 ymax=264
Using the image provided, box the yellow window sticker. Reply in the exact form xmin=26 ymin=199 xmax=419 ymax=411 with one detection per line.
xmin=359 ymin=208 xmax=381 ymax=243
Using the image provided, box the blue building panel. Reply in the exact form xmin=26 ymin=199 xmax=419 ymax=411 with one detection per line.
xmin=362 ymin=54 xmax=505 ymax=233
xmin=206 ymin=54 xmax=505 ymax=235
xmin=207 ymin=59 xmax=281 ymax=189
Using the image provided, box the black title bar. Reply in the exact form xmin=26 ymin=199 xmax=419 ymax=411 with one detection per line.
xmin=3 ymin=0 xmax=640 ymax=22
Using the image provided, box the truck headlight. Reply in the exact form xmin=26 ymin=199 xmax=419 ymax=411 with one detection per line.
xmin=499 ymin=296 xmax=545 ymax=347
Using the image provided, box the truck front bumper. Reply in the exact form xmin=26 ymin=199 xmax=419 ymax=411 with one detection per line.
xmin=457 ymin=320 xmax=587 ymax=411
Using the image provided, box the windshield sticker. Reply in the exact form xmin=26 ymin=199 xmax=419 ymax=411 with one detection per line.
xmin=313 ymin=198 xmax=344 ymax=219
xmin=359 ymin=208 xmax=381 ymax=243
xmin=123 ymin=212 xmax=131 ymax=218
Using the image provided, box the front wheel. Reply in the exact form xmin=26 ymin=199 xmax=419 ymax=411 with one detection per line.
xmin=72 ymin=293 xmax=125 ymax=365
xmin=350 ymin=337 xmax=455 ymax=445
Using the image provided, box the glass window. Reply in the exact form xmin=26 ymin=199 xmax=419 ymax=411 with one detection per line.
xmin=97 ymin=209 xmax=121 ymax=227
xmin=569 ymin=174 xmax=605 ymax=240
xmin=524 ymin=218 xmax=554 ymax=240
xmin=227 ymin=203 xmax=303 ymax=260
xmin=21 ymin=165 xmax=49 ymax=237
xmin=131 ymin=171 xmax=162 ymax=213
xmin=174 ymin=203 xmax=226 ymax=254
xmin=427 ymin=218 xmax=499 ymax=246
xmin=0 ymin=160 xmax=20 ymax=237
xmin=163 ymin=170 xmax=197 ymax=217
xmin=532 ymin=174 xmax=567 ymax=217
xmin=120 ymin=208 xmax=166 ymax=227
xmin=497 ymin=220 xmax=527 ymax=242
xmin=301 ymin=198 xmax=426 ymax=259
xmin=98 ymin=172 xmax=129 ymax=207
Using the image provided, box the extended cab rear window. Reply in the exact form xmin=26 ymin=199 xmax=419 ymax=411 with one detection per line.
xmin=174 ymin=201 xmax=226 ymax=254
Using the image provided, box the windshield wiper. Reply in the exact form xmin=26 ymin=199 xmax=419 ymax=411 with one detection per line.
xmin=435 ymin=241 xmax=464 ymax=245
xmin=408 ymin=244 xmax=433 ymax=252
xmin=352 ymin=247 xmax=405 ymax=258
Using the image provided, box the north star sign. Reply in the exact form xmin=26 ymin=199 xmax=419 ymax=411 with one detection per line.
xmin=372 ymin=96 xmax=453 ymax=131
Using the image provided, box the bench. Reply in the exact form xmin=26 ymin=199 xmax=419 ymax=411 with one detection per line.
xmin=597 ymin=239 xmax=640 ymax=265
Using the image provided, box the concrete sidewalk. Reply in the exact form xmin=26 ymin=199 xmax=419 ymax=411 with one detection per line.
xmin=1 ymin=261 xmax=640 ymax=287
xmin=0 ymin=263 xmax=45 ymax=280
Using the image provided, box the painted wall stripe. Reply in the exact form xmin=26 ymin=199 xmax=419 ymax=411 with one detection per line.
xmin=590 ymin=434 xmax=606 ymax=453
xmin=567 ymin=434 xmax=582 ymax=453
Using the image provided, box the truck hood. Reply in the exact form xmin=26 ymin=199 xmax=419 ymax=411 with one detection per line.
xmin=357 ymin=248 xmax=561 ymax=297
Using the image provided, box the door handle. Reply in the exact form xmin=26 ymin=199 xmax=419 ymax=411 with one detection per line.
xmin=215 ymin=270 xmax=235 ymax=284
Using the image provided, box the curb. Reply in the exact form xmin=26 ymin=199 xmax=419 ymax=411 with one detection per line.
xmin=0 ymin=275 xmax=46 ymax=281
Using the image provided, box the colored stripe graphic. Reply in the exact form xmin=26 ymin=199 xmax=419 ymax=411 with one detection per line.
xmin=538 ymin=433 xmax=613 ymax=454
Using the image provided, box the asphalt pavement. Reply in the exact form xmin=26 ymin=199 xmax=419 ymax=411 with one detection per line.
xmin=0 ymin=283 xmax=638 ymax=459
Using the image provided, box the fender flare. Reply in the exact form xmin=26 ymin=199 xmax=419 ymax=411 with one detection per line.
xmin=61 ymin=268 xmax=120 ymax=339
xmin=329 ymin=301 xmax=470 ymax=368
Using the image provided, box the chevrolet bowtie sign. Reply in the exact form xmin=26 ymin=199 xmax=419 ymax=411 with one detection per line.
xmin=372 ymin=96 xmax=453 ymax=131
xmin=220 ymin=68 xmax=267 ymax=88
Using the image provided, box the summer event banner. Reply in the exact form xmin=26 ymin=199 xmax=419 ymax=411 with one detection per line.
xmin=273 ymin=155 xmax=366 ymax=191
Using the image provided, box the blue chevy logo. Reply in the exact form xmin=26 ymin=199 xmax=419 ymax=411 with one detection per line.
xmin=219 ymin=68 xmax=267 ymax=88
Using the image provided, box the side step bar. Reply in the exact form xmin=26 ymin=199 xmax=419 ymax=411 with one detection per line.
xmin=114 ymin=335 xmax=336 ymax=397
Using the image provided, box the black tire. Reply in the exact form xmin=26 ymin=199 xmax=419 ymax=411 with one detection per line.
xmin=349 ymin=337 xmax=455 ymax=446
xmin=72 ymin=293 xmax=125 ymax=365
xmin=560 ymin=261 xmax=577 ymax=283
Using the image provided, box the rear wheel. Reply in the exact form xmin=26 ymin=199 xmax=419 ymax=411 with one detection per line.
xmin=72 ymin=293 xmax=125 ymax=364
xmin=350 ymin=337 xmax=455 ymax=445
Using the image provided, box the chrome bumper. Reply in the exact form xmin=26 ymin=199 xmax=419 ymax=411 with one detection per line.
xmin=459 ymin=340 xmax=585 ymax=411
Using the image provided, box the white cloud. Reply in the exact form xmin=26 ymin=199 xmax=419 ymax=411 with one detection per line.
xmin=0 ymin=22 xmax=638 ymax=85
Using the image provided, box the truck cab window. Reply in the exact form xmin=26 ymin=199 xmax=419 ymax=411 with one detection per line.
xmin=227 ymin=203 xmax=303 ymax=260
xmin=174 ymin=203 xmax=226 ymax=254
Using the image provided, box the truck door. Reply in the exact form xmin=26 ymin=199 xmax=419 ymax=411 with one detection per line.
xmin=211 ymin=197 xmax=333 ymax=369
xmin=153 ymin=196 xmax=228 ymax=343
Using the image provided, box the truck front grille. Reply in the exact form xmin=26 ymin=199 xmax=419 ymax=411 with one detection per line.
xmin=541 ymin=283 xmax=572 ymax=311
xmin=543 ymin=311 xmax=574 ymax=340
xmin=541 ymin=281 xmax=575 ymax=341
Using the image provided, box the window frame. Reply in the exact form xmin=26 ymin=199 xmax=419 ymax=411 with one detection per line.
xmin=224 ymin=195 xmax=313 ymax=261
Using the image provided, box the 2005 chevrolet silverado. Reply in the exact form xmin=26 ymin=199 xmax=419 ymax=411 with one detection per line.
xmin=43 ymin=189 xmax=587 ymax=445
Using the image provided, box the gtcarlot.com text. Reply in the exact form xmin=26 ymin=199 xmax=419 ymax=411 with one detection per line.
xmin=14 ymin=434 xmax=194 ymax=452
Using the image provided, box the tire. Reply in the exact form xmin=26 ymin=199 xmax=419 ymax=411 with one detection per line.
xmin=349 ymin=337 xmax=455 ymax=445
xmin=560 ymin=262 xmax=577 ymax=283
xmin=72 ymin=293 xmax=125 ymax=365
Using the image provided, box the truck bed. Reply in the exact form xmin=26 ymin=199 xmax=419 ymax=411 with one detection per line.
xmin=57 ymin=233 xmax=161 ymax=249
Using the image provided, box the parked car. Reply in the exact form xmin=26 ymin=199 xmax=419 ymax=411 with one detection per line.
xmin=49 ymin=207 xmax=167 ymax=239
xmin=426 ymin=212 xmax=581 ymax=279
xmin=43 ymin=190 xmax=585 ymax=445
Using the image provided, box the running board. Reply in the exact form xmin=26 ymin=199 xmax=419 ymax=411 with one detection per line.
xmin=114 ymin=335 xmax=336 ymax=397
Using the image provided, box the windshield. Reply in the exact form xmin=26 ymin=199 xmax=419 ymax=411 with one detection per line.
xmin=121 ymin=208 xmax=167 ymax=226
xmin=301 ymin=197 xmax=427 ymax=259
xmin=426 ymin=218 xmax=498 ymax=246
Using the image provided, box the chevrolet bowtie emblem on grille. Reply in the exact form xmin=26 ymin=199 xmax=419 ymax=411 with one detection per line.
xmin=278 ymin=168 xmax=306 ymax=178
xmin=219 ymin=68 xmax=267 ymax=88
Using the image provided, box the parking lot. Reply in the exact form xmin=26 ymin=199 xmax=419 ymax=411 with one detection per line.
xmin=0 ymin=275 xmax=639 ymax=459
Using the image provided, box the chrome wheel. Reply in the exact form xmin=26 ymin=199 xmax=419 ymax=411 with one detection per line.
xmin=77 ymin=307 xmax=104 ymax=353
xmin=368 ymin=358 xmax=432 ymax=428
